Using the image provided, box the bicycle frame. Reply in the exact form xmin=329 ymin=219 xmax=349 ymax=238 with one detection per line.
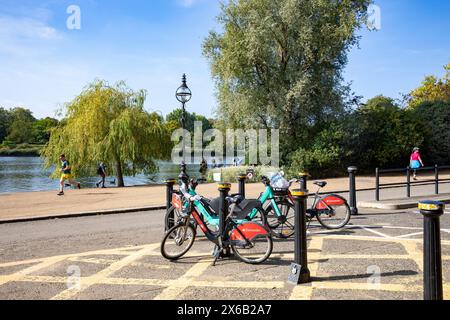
xmin=177 ymin=185 xmax=250 ymax=228
xmin=246 ymin=185 xmax=284 ymax=220
xmin=183 ymin=201 xmax=268 ymax=248
xmin=286 ymin=187 xmax=347 ymax=216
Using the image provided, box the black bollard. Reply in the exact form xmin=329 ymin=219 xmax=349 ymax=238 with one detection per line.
xmin=165 ymin=179 xmax=177 ymax=231
xmin=299 ymin=172 xmax=309 ymax=190
xmin=218 ymin=182 xmax=232 ymax=257
xmin=288 ymin=189 xmax=311 ymax=285
xmin=419 ymin=200 xmax=445 ymax=300
xmin=348 ymin=166 xmax=358 ymax=216
xmin=237 ymin=173 xmax=247 ymax=198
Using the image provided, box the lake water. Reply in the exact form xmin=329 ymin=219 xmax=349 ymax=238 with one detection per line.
xmin=0 ymin=157 xmax=202 ymax=194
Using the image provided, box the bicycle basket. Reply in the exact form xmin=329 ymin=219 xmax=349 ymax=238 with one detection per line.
xmin=172 ymin=193 xmax=183 ymax=210
xmin=270 ymin=173 xmax=290 ymax=189
xmin=272 ymin=187 xmax=289 ymax=196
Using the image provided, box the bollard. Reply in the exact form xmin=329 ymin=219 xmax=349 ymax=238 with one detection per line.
xmin=406 ymin=167 xmax=411 ymax=198
xmin=299 ymin=172 xmax=309 ymax=190
xmin=435 ymin=165 xmax=439 ymax=195
xmin=288 ymin=189 xmax=311 ymax=285
xmin=375 ymin=168 xmax=380 ymax=201
xmin=165 ymin=179 xmax=177 ymax=231
xmin=348 ymin=166 xmax=358 ymax=216
xmin=419 ymin=201 xmax=445 ymax=300
xmin=218 ymin=182 xmax=232 ymax=257
xmin=237 ymin=173 xmax=247 ymax=198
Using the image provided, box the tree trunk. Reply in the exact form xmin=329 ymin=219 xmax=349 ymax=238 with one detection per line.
xmin=115 ymin=160 xmax=125 ymax=187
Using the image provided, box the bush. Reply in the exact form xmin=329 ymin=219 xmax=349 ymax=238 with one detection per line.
xmin=412 ymin=100 xmax=450 ymax=165
xmin=206 ymin=166 xmax=280 ymax=183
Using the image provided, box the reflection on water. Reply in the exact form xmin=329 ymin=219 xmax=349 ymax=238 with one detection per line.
xmin=0 ymin=157 xmax=201 ymax=194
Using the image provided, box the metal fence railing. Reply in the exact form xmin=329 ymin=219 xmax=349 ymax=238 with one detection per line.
xmin=375 ymin=165 xmax=450 ymax=201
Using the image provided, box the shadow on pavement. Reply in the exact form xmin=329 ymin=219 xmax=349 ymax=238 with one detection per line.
xmin=313 ymin=269 xmax=418 ymax=282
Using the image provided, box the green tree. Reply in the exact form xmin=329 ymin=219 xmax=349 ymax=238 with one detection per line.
xmin=165 ymin=108 xmax=213 ymax=133
xmin=32 ymin=117 xmax=59 ymax=144
xmin=411 ymin=100 xmax=450 ymax=165
xmin=5 ymin=107 xmax=36 ymax=144
xmin=0 ymin=107 xmax=11 ymax=143
xmin=42 ymin=80 xmax=172 ymax=187
xmin=408 ymin=63 xmax=450 ymax=108
xmin=203 ymin=0 xmax=371 ymax=159
xmin=348 ymin=96 xmax=425 ymax=169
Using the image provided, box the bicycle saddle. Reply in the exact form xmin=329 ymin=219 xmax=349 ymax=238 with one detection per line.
xmin=231 ymin=199 xmax=262 ymax=220
xmin=226 ymin=195 xmax=244 ymax=204
xmin=314 ymin=181 xmax=327 ymax=188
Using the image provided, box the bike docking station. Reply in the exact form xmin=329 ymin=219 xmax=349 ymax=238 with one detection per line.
xmin=214 ymin=182 xmax=233 ymax=264
xmin=165 ymin=178 xmax=177 ymax=231
xmin=237 ymin=173 xmax=248 ymax=198
xmin=419 ymin=200 xmax=445 ymax=300
xmin=348 ymin=166 xmax=358 ymax=215
xmin=299 ymin=172 xmax=309 ymax=190
xmin=288 ymin=189 xmax=311 ymax=285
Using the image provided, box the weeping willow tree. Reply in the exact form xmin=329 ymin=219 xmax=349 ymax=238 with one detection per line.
xmin=41 ymin=80 xmax=171 ymax=187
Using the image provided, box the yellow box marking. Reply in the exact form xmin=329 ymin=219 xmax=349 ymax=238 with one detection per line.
xmin=50 ymin=243 xmax=160 ymax=300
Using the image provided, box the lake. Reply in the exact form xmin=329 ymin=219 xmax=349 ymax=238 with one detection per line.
xmin=0 ymin=157 xmax=202 ymax=194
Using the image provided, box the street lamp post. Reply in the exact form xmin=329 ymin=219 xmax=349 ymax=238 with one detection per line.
xmin=176 ymin=74 xmax=192 ymax=174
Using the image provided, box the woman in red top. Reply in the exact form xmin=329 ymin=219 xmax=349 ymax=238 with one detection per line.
xmin=410 ymin=147 xmax=424 ymax=180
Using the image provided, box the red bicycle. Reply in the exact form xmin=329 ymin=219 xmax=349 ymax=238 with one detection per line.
xmin=265 ymin=179 xmax=351 ymax=232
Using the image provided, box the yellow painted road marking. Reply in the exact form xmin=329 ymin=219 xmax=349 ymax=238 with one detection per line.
xmin=50 ymin=243 xmax=159 ymax=300
xmin=289 ymin=237 xmax=323 ymax=300
xmin=0 ymin=245 xmax=149 ymax=269
xmin=401 ymin=242 xmax=423 ymax=272
xmin=313 ymin=282 xmax=421 ymax=292
xmin=1 ymin=233 xmax=450 ymax=300
xmin=0 ymin=256 xmax=66 ymax=287
xmin=67 ymin=257 xmax=171 ymax=269
xmin=153 ymin=259 xmax=211 ymax=300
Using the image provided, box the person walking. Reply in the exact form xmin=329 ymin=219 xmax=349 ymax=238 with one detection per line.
xmin=410 ymin=147 xmax=424 ymax=180
xmin=199 ymin=158 xmax=208 ymax=181
xmin=58 ymin=154 xmax=81 ymax=196
xmin=96 ymin=162 xmax=107 ymax=188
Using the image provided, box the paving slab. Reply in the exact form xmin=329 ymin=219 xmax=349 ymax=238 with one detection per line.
xmin=359 ymin=193 xmax=450 ymax=210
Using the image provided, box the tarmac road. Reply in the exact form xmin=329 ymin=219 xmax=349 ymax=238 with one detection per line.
xmin=0 ymin=208 xmax=449 ymax=300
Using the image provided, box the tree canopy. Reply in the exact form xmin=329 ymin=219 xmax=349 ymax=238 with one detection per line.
xmin=0 ymin=107 xmax=58 ymax=146
xmin=203 ymin=0 xmax=371 ymax=158
xmin=408 ymin=63 xmax=450 ymax=108
xmin=41 ymin=80 xmax=172 ymax=187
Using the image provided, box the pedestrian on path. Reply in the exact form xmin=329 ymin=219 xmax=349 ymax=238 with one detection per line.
xmin=410 ymin=147 xmax=424 ymax=180
xmin=199 ymin=158 xmax=208 ymax=181
xmin=96 ymin=162 xmax=107 ymax=188
xmin=58 ymin=154 xmax=81 ymax=196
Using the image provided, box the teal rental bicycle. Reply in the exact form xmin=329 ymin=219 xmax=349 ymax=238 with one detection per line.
xmin=165 ymin=178 xmax=266 ymax=233
xmin=161 ymin=176 xmax=272 ymax=265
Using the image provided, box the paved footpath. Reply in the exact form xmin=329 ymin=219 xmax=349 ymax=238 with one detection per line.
xmin=1 ymin=172 xmax=449 ymax=222
xmin=0 ymin=207 xmax=449 ymax=300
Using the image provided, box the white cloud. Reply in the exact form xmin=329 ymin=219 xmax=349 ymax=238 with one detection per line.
xmin=0 ymin=14 xmax=63 ymax=57
xmin=0 ymin=15 xmax=61 ymax=40
xmin=177 ymin=0 xmax=201 ymax=8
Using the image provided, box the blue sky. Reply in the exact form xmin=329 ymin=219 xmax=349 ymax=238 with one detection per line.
xmin=0 ymin=0 xmax=449 ymax=119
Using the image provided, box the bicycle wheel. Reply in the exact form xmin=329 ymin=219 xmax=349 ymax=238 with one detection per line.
xmin=316 ymin=202 xmax=351 ymax=230
xmin=231 ymin=234 xmax=273 ymax=265
xmin=264 ymin=199 xmax=295 ymax=238
xmin=161 ymin=223 xmax=196 ymax=260
xmin=246 ymin=206 xmax=267 ymax=226
xmin=164 ymin=206 xmax=180 ymax=231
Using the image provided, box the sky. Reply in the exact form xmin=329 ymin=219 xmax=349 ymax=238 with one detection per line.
xmin=0 ymin=0 xmax=449 ymax=120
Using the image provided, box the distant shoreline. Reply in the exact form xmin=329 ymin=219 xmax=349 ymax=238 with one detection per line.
xmin=0 ymin=145 xmax=42 ymax=157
